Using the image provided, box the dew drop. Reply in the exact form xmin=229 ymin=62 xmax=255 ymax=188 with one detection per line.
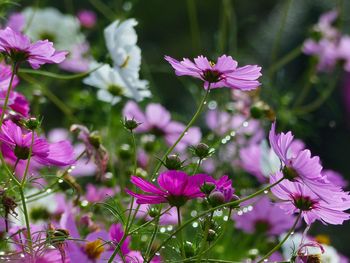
xmin=192 ymin=222 xmax=199 ymax=228
xmin=230 ymin=131 xmax=236 ymax=137
xmin=263 ymin=190 xmax=268 ymax=194
xmin=167 ymin=226 xmax=173 ymax=231
xmin=243 ymin=121 xmax=249 ymax=128
xmin=208 ymin=101 xmax=217 ymax=110
xmin=81 ymin=200 xmax=89 ymax=207
xmin=46 ymin=188 xmax=52 ymax=194
xmin=248 ymin=205 xmax=253 ymax=211
xmin=190 ymin=210 xmax=197 ymax=217
xmin=223 ymin=216 xmax=228 ymax=221
xmin=160 ymin=227 xmax=166 ymax=233
xmin=237 ymin=210 xmax=243 ymax=216
xmin=58 ymin=179 xmax=64 ymax=183
xmin=242 ymin=207 xmax=248 ymax=213
xmin=203 ymin=101 xmax=207 ymax=105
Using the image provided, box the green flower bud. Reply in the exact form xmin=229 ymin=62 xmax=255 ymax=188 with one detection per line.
xmin=200 ymin=182 xmax=216 ymax=195
xmin=164 ymin=154 xmax=183 ymax=170
xmin=207 ymin=229 xmax=217 ymax=242
xmin=122 ymin=117 xmax=140 ymax=132
xmin=208 ymin=191 xmax=225 ymax=206
xmin=24 ymin=117 xmax=41 ymax=130
xmin=192 ymin=143 xmax=213 ymax=159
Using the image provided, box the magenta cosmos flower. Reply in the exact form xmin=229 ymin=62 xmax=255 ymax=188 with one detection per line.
xmin=0 ymin=120 xmax=74 ymax=176
xmin=126 ymin=170 xmax=208 ymax=206
xmin=270 ymin=172 xmax=350 ymax=225
xmin=269 ymin=122 xmax=349 ymax=203
xmin=0 ymin=27 xmax=67 ymax=69
xmin=123 ymin=101 xmax=201 ymax=151
xmin=165 ymin=55 xmax=262 ymax=90
xmin=233 ymin=196 xmax=296 ymax=236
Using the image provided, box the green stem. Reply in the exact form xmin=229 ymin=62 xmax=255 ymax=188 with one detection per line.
xmin=257 ymin=213 xmax=301 ymax=263
xmin=145 ymin=210 xmax=161 ymax=260
xmin=192 ymin=158 xmax=202 ymax=175
xmin=294 ymin=70 xmax=340 ymax=114
xmin=19 ymin=66 xmax=101 ymax=80
xmin=196 ymin=211 xmax=214 ymax=263
xmin=268 ymin=45 xmax=302 ymax=79
xmin=89 ymin=0 xmax=116 ymax=21
xmin=19 ymin=187 xmax=33 ymax=256
xmin=177 ymin=207 xmax=185 ymax=258
xmin=152 ymin=87 xmax=210 ymax=179
xmin=20 ymin=73 xmax=79 ymax=123
xmin=186 ymin=0 xmax=201 ymax=53
xmin=270 ymin=0 xmax=293 ymax=64
xmin=0 ymin=62 xmax=17 ymax=127
xmin=148 ymin=177 xmax=285 ymax=261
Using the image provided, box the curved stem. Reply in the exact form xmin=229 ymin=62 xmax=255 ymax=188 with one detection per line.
xmin=257 ymin=212 xmax=301 ymax=263
xmin=268 ymin=45 xmax=302 ymax=78
xmin=19 ymin=66 xmax=101 ymax=80
xmin=0 ymin=62 xmax=17 ymax=127
xmin=152 ymin=87 xmax=210 ymax=179
xmin=147 ymin=177 xmax=285 ymax=261
xmin=294 ymin=70 xmax=340 ymax=114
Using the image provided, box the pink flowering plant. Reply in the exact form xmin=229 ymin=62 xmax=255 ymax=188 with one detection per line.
xmin=0 ymin=1 xmax=349 ymax=263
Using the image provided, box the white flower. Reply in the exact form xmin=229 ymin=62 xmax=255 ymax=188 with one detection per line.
xmin=22 ymin=7 xmax=84 ymax=50
xmin=104 ymin=19 xmax=142 ymax=78
xmin=11 ymin=189 xmax=58 ymax=227
xmin=281 ymin=233 xmax=342 ymax=263
xmin=83 ymin=62 xmax=150 ymax=105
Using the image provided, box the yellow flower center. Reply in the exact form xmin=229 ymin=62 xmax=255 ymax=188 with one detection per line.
xmin=84 ymin=240 xmax=105 ymax=260
xmin=315 ymin=234 xmax=331 ymax=245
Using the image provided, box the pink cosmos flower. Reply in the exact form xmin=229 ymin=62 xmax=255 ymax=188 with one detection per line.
xmin=5 ymin=12 xmax=25 ymax=32
xmin=201 ymin=175 xmax=235 ymax=203
xmin=0 ymin=61 xmax=19 ymax=89
xmin=269 ymin=122 xmax=349 ymax=203
xmin=59 ymin=42 xmax=90 ymax=73
xmin=322 ymin=169 xmax=348 ymax=188
xmin=165 ymin=55 xmax=262 ymax=90
xmin=270 ymin=172 xmax=350 ymax=225
xmin=0 ymin=27 xmax=67 ymax=69
xmin=123 ymin=101 xmax=201 ymax=151
xmin=233 ymin=196 xmax=296 ymax=236
xmin=0 ymin=120 xmax=75 ymax=177
xmin=126 ymin=170 xmax=208 ymax=206
xmin=77 ymin=10 xmax=97 ymax=28
xmin=85 ymin=183 xmax=116 ymax=203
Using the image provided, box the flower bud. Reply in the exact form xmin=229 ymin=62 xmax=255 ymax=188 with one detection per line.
xmin=192 ymin=143 xmax=212 ymax=159
xmin=141 ymin=135 xmax=156 ymax=152
xmin=88 ymin=131 xmax=102 ymax=149
xmin=250 ymin=101 xmax=274 ymax=120
xmin=122 ymin=117 xmax=140 ymax=132
xmin=24 ymin=117 xmax=41 ymax=130
xmin=148 ymin=207 xmax=159 ymax=218
xmin=207 ymin=229 xmax=217 ymax=242
xmin=184 ymin=241 xmax=195 ymax=258
xmin=164 ymin=154 xmax=183 ymax=170
xmin=200 ymin=182 xmax=216 ymax=195
xmin=208 ymin=191 xmax=225 ymax=206
xmin=135 ymin=167 xmax=148 ymax=178
xmin=118 ymin=144 xmax=132 ymax=160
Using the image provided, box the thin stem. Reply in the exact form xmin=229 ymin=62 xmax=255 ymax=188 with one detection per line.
xmin=177 ymin=207 xmax=185 ymax=258
xmin=148 ymin=177 xmax=285 ymax=261
xmin=268 ymin=45 xmax=302 ymax=79
xmin=19 ymin=187 xmax=33 ymax=256
xmin=270 ymin=0 xmax=293 ymax=64
xmin=21 ymin=131 xmax=35 ymax=186
xmin=19 ymin=65 xmax=101 ymax=80
xmin=0 ymin=62 xmax=17 ymax=127
xmin=257 ymin=212 xmax=301 ymax=263
xmin=145 ymin=210 xmax=161 ymax=260
xmin=186 ymin=0 xmax=201 ymax=53
xmin=196 ymin=211 xmax=214 ymax=263
xmin=131 ymin=132 xmax=137 ymax=175
xmin=192 ymin=158 xmax=202 ymax=175
xmin=89 ymin=0 xmax=116 ymax=21
xmin=152 ymin=87 xmax=210 ymax=179
xmin=294 ymin=70 xmax=340 ymax=114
